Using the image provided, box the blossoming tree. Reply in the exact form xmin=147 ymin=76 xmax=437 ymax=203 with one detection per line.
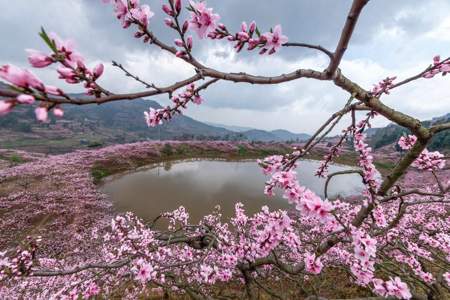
xmin=0 ymin=0 xmax=449 ymax=299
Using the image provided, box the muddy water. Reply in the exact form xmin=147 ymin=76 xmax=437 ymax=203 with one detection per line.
xmin=100 ymin=159 xmax=364 ymax=225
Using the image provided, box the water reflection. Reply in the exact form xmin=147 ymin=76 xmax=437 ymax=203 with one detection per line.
xmin=100 ymin=159 xmax=363 ymax=226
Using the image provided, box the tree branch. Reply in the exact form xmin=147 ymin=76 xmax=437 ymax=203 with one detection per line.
xmin=283 ymin=42 xmax=334 ymax=60
xmin=326 ymin=0 xmax=369 ymax=77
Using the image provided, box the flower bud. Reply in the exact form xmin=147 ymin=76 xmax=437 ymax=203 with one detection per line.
xmin=186 ymin=36 xmax=193 ymax=50
xmin=174 ymin=39 xmax=184 ymax=47
xmin=162 ymin=4 xmax=174 ymax=16
xmin=182 ymin=21 xmax=189 ymax=34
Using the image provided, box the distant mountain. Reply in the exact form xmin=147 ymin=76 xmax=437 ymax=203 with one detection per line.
xmin=205 ymin=122 xmax=310 ymax=142
xmin=63 ymin=99 xmax=235 ymax=139
xmin=0 ymin=82 xmax=309 ymax=153
xmin=0 ymin=83 xmax=245 ymax=152
xmin=269 ymin=129 xmax=310 ymax=141
xmin=204 ymin=122 xmax=255 ymax=133
xmin=367 ymin=113 xmax=450 ymax=152
xmin=240 ymin=129 xmax=310 ymax=142
xmin=241 ymin=129 xmax=278 ymax=142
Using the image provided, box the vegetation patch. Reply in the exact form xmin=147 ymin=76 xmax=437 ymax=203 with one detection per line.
xmin=91 ymin=166 xmax=113 ymax=184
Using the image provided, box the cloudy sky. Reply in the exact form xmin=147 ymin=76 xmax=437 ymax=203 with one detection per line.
xmin=1 ymin=0 xmax=449 ymax=133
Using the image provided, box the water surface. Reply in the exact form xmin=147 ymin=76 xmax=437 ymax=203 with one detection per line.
xmin=101 ymin=159 xmax=363 ymax=225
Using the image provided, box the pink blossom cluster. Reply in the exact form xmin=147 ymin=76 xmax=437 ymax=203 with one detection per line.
xmin=353 ymin=119 xmax=381 ymax=194
xmin=0 ymin=236 xmax=40 ymax=279
xmin=161 ymin=1 xmax=194 ymax=58
xmin=28 ymin=32 xmax=104 ymax=100
xmin=353 ymin=131 xmax=380 ymax=192
xmin=188 ymin=1 xmax=220 ymax=39
xmin=162 ymin=206 xmax=189 ymax=230
xmin=144 ymin=83 xmax=204 ymax=127
xmin=0 ymin=65 xmax=46 ymax=118
xmin=397 ymin=135 xmax=445 ymax=171
xmin=413 ymin=149 xmax=446 ymax=170
xmin=371 ymin=76 xmax=396 ymax=97
xmin=0 ymin=30 xmax=107 ymax=122
xmin=209 ymin=22 xmax=288 ymax=55
xmin=397 ymin=135 xmax=417 ymax=150
xmin=350 ymin=228 xmax=377 ymax=285
xmin=257 ymin=155 xmax=285 ymax=175
xmin=0 ymin=140 xmax=449 ymax=298
xmin=315 ymin=137 xmax=345 ymax=177
xmin=263 ymin=169 xmax=335 ymax=224
xmin=105 ymin=0 xmax=154 ymax=29
xmin=444 ymin=272 xmax=450 ymax=287
xmin=373 ymin=277 xmax=412 ymax=299
xmin=392 ymin=249 xmax=434 ymax=283
xmin=423 ymin=55 xmax=450 ymax=78
xmin=304 ymin=253 xmax=323 ymax=274
xmin=230 ymin=205 xmax=295 ymax=260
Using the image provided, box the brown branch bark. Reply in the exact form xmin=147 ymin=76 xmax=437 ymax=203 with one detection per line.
xmin=326 ymin=0 xmax=370 ymax=77
xmin=283 ymin=42 xmax=334 ymax=60
xmin=324 ymin=170 xmax=364 ymax=199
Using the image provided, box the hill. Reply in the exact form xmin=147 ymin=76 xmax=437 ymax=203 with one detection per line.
xmin=367 ymin=113 xmax=450 ymax=152
xmin=0 ymin=83 xmax=308 ymax=153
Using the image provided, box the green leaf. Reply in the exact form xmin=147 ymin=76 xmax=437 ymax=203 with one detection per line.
xmin=255 ymin=27 xmax=261 ymax=37
xmin=39 ymin=27 xmax=57 ymax=53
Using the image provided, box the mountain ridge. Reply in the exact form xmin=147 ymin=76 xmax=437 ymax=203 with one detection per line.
xmin=0 ymin=83 xmax=310 ymax=153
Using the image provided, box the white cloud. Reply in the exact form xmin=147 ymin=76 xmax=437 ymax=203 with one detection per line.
xmin=425 ymin=16 xmax=450 ymax=41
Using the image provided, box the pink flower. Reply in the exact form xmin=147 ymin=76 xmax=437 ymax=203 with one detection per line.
xmin=261 ymin=25 xmax=288 ymax=55
xmin=0 ymin=100 xmax=13 ymax=116
xmin=189 ymin=1 xmax=220 ymax=39
xmin=193 ymin=95 xmax=203 ymax=104
xmin=0 ymin=64 xmax=44 ymax=89
xmin=16 ymin=94 xmax=35 ymax=105
xmin=413 ymin=149 xmax=445 ymax=171
xmin=301 ymin=195 xmax=334 ymax=222
xmin=114 ymin=0 xmax=129 ymax=20
xmin=135 ymin=261 xmax=156 ymax=283
xmin=423 ymin=55 xmax=450 ymax=78
xmin=186 ymin=36 xmax=193 ymax=50
xmin=371 ymin=76 xmax=396 ymax=96
xmin=93 ymin=63 xmax=104 ymax=79
xmin=439 ymin=63 xmax=450 ymax=72
xmin=144 ymin=107 xmax=162 ymax=127
xmin=53 ymin=107 xmax=64 ymax=118
xmin=45 ymin=85 xmax=64 ymax=96
xmin=83 ymin=282 xmax=100 ymax=298
xmin=200 ymin=264 xmax=214 ymax=283
xmin=398 ymin=135 xmax=417 ymax=150
xmin=57 ymin=67 xmax=78 ymax=84
xmin=26 ymin=49 xmax=53 ymax=68
xmin=130 ymin=4 xmax=154 ymax=27
xmin=444 ymin=272 xmax=450 ymax=287
xmin=372 ymin=278 xmax=387 ymax=296
xmin=35 ymin=107 xmax=48 ymax=122
xmin=48 ymin=32 xmax=85 ymax=68
xmin=304 ymin=253 xmax=323 ymax=274
xmin=385 ymin=277 xmax=412 ymax=299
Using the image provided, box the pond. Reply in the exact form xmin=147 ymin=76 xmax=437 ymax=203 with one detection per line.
xmin=100 ymin=159 xmax=364 ymax=226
